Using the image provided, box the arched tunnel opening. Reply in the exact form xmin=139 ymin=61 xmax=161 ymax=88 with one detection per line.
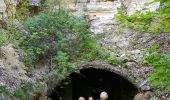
xmin=49 ymin=68 xmax=139 ymax=100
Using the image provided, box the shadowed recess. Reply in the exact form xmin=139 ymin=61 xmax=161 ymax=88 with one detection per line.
xmin=50 ymin=68 xmax=139 ymax=100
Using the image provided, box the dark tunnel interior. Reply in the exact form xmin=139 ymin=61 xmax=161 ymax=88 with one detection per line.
xmin=50 ymin=68 xmax=139 ymax=100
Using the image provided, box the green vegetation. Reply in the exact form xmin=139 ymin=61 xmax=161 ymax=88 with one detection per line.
xmin=0 ymin=33 xmax=8 ymax=46
xmin=117 ymin=0 xmax=170 ymax=34
xmin=0 ymin=8 xmax=115 ymax=79
xmin=0 ymin=83 xmax=46 ymax=100
xmin=145 ymin=45 xmax=170 ymax=90
xmin=116 ymin=10 xmax=155 ymax=33
xmin=14 ymin=82 xmax=33 ymax=100
xmin=16 ymin=0 xmax=30 ymax=20
xmin=13 ymin=82 xmax=46 ymax=100
xmin=21 ymin=9 xmax=114 ymax=78
xmin=145 ymin=52 xmax=170 ymax=90
xmin=117 ymin=0 xmax=170 ymax=90
xmin=0 ymin=85 xmax=9 ymax=96
xmin=0 ymin=1 xmax=117 ymax=98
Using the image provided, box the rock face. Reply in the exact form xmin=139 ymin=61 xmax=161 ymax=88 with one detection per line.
xmin=0 ymin=0 xmax=6 ymax=13
xmin=126 ymin=0 xmax=160 ymax=15
xmin=0 ymin=44 xmax=50 ymax=99
xmin=0 ymin=0 xmax=7 ymax=27
xmin=0 ymin=44 xmax=29 ymax=92
xmin=29 ymin=0 xmax=41 ymax=6
xmin=0 ymin=0 xmax=16 ymax=28
xmin=0 ymin=0 xmax=42 ymax=27
xmin=64 ymin=0 xmax=160 ymax=34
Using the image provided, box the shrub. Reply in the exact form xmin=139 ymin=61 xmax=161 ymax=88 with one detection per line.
xmin=21 ymin=9 xmax=114 ymax=77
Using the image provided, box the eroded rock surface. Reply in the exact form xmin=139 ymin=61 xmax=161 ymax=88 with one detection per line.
xmin=64 ymin=0 xmax=160 ymax=34
xmin=0 ymin=44 xmax=49 ymax=99
xmin=0 ymin=44 xmax=29 ymax=92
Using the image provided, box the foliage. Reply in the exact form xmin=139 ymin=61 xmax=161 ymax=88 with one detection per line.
xmin=16 ymin=0 xmax=30 ymax=20
xmin=23 ymin=10 xmax=85 ymax=65
xmin=0 ymin=26 xmax=25 ymax=47
xmin=54 ymin=51 xmax=76 ymax=78
xmin=21 ymin=9 xmax=114 ymax=77
xmin=4 ymin=0 xmax=30 ymax=23
xmin=116 ymin=10 xmax=157 ymax=33
xmin=154 ymin=0 xmax=169 ymax=3
xmin=13 ymin=82 xmax=33 ymax=100
xmin=0 ymin=6 xmax=116 ymax=80
xmin=0 ymin=85 xmax=9 ymax=96
xmin=116 ymin=1 xmax=170 ymax=34
xmin=145 ymin=53 xmax=170 ymax=90
xmin=13 ymin=82 xmax=46 ymax=100
xmin=117 ymin=1 xmax=170 ymax=90
xmin=0 ymin=33 xmax=8 ymax=46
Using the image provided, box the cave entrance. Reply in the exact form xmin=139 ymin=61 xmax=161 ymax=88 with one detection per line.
xmin=50 ymin=68 xmax=139 ymax=100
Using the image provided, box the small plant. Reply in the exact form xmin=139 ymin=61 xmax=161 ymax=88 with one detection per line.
xmin=0 ymin=33 xmax=8 ymax=46
xmin=0 ymin=85 xmax=9 ymax=96
xmin=13 ymin=82 xmax=33 ymax=100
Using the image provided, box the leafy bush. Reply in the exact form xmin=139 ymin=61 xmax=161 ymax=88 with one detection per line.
xmin=22 ymin=10 xmax=86 ymax=65
xmin=1 ymin=7 xmax=116 ymax=79
xmin=54 ymin=51 xmax=76 ymax=78
xmin=21 ymin=9 xmax=113 ymax=77
xmin=145 ymin=53 xmax=170 ymax=90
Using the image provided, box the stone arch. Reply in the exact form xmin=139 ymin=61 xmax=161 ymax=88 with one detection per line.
xmin=48 ymin=61 xmax=152 ymax=100
xmin=78 ymin=61 xmax=139 ymax=87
